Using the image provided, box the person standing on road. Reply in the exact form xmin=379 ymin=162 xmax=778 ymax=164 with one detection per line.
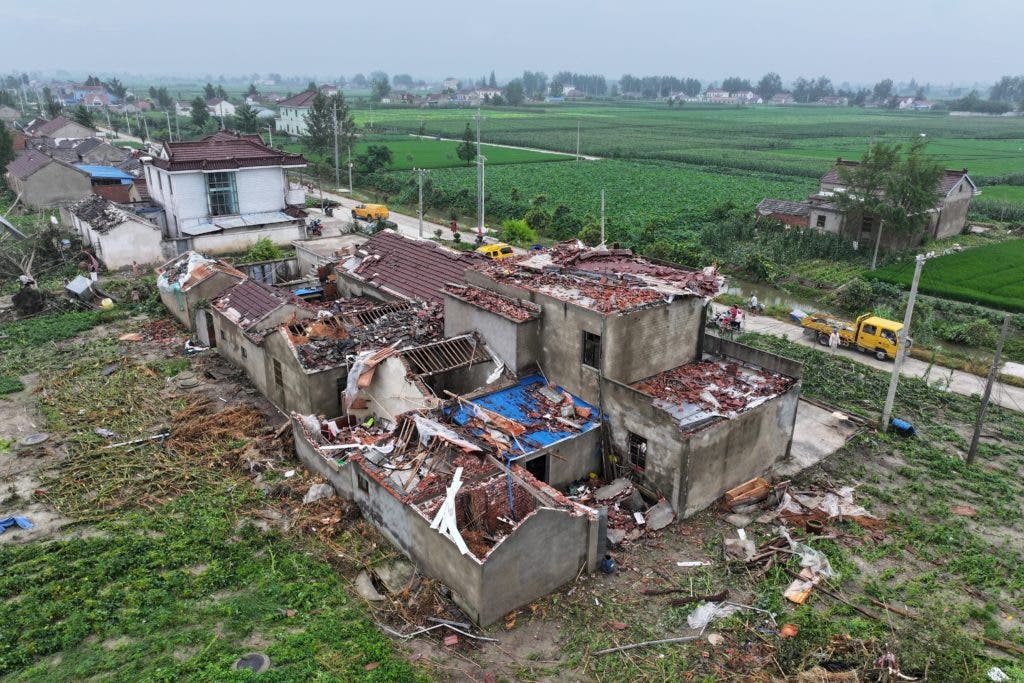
xmin=828 ymin=327 xmax=840 ymax=353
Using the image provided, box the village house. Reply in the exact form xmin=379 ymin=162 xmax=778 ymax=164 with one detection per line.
xmin=732 ymin=90 xmax=763 ymax=104
xmin=769 ymin=92 xmax=795 ymax=104
xmin=76 ymin=164 xmax=140 ymax=203
xmin=156 ymin=251 xmax=246 ymax=330
xmin=68 ymin=195 xmax=164 ymax=270
xmin=174 ymin=101 xmax=193 ymax=117
xmin=442 ymin=77 xmax=460 ymax=91
xmin=144 ymin=131 xmax=308 ymax=255
xmin=72 ymin=138 xmax=130 ymax=165
xmin=758 ymin=159 xmax=979 ymax=247
xmin=334 ymin=230 xmax=485 ymax=303
xmin=206 ymin=98 xmax=236 ymax=118
xmin=702 ymin=88 xmax=736 ymax=104
xmin=0 ymin=105 xmax=19 ymax=125
xmin=5 ymin=150 xmax=92 ymax=208
xmin=275 ymin=90 xmax=318 ymax=135
xmin=25 ymin=115 xmax=96 ymax=141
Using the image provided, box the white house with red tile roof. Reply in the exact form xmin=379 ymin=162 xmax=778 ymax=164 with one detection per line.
xmin=144 ymin=131 xmax=308 ymax=255
xmin=275 ymin=89 xmax=319 ymax=135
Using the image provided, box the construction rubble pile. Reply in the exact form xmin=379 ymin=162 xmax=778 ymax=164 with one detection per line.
xmin=571 ymin=477 xmax=675 ymax=546
xmin=635 ymin=359 xmax=796 ymax=429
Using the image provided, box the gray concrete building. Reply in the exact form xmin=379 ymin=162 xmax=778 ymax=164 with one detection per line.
xmin=156 ymin=251 xmax=246 ymax=332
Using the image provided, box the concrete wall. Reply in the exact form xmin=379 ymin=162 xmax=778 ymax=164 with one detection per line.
xmin=935 ymin=193 xmax=972 ymax=240
xmin=809 ymin=207 xmax=843 ymax=235
xmin=517 ymin=427 xmax=602 ymax=488
xmin=277 ymin=107 xmax=309 ymax=136
xmin=335 ymin=270 xmax=406 ymax=304
xmin=603 ymin=298 xmax=704 ymax=385
xmin=189 ymin=222 xmax=303 ymax=256
xmin=702 ymin=336 xmax=803 ymax=379
xmin=443 ymin=293 xmax=540 ymax=373
xmin=159 ymin=271 xmax=243 ymax=330
xmin=19 ymin=162 xmax=91 ymax=209
xmin=80 ymin=219 xmax=164 ymax=270
xmin=210 ymin=306 xmax=272 ymax=397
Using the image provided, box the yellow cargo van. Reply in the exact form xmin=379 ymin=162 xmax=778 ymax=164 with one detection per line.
xmin=351 ymin=204 xmax=389 ymax=221
xmin=477 ymin=243 xmax=515 ymax=260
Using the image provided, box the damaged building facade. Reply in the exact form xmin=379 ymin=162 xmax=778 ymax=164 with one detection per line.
xmin=163 ymin=233 xmax=802 ymax=626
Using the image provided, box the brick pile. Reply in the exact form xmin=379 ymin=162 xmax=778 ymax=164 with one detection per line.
xmin=634 ymin=360 xmax=795 ymax=418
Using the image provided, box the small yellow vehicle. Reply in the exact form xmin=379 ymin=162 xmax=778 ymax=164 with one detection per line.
xmin=477 ymin=243 xmax=515 ymax=260
xmin=351 ymin=203 xmax=389 ymax=221
xmin=800 ymin=312 xmax=908 ymax=360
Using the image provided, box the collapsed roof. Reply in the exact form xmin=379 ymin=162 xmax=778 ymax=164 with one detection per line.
xmin=156 ymin=251 xmax=246 ymax=293
xmin=70 ymin=195 xmax=156 ymax=233
xmin=477 ymin=242 xmax=724 ymax=314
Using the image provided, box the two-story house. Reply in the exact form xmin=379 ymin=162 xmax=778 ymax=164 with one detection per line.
xmin=144 ymin=131 xmax=308 ymax=256
xmin=275 ymin=90 xmax=318 ymax=135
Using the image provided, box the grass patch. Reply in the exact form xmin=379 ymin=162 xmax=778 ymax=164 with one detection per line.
xmin=0 ymin=375 xmax=25 ymax=395
xmin=869 ymin=239 xmax=1024 ymax=313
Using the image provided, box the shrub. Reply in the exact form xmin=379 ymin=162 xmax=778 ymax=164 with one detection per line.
xmin=832 ymin=277 xmax=875 ymax=311
xmin=0 ymin=375 xmax=25 ymax=395
xmin=946 ymin=319 xmax=998 ymax=347
xmin=500 ymin=219 xmax=537 ymax=246
xmin=243 ymin=237 xmax=283 ymax=263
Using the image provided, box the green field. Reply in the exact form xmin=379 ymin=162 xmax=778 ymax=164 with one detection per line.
xmin=396 ymin=158 xmax=815 ymax=234
xmin=356 ymin=103 xmax=1024 ymax=181
xmin=280 ymin=134 xmax=569 ymax=170
xmin=979 ymin=184 xmax=1024 ymax=203
xmin=870 ymin=239 xmax=1024 ymax=312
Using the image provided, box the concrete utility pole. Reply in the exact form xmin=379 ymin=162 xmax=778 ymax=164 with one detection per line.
xmin=175 ymin=112 xmax=181 ymax=142
xmin=139 ymin=113 xmax=149 ymax=141
xmin=416 ymin=168 xmax=428 ymax=237
xmin=124 ymin=110 xmax=131 ymax=136
xmin=164 ymin=110 xmax=172 ymax=141
xmin=576 ymin=120 xmax=581 ymax=162
xmin=881 ymin=252 xmax=929 ymax=431
xmin=600 ymin=188 xmax=606 ymax=245
xmin=104 ymin=107 xmax=112 ymax=132
xmin=332 ymin=99 xmax=340 ymax=189
xmin=265 ymin=124 xmax=272 ymax=148
xmin=967 ymin=315 xmax=1011 ymax=465
xmin=475 ymin=108 xmax=484 ymax=232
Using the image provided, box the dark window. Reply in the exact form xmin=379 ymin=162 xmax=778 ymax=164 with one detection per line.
xmin=860 ymin=216 xmax=874 ymax=238
xmin=206 ymin=171 xmax=238 ymax=216
xmin=581 ymin=331 xmax=601 ymax=368
xmin=628 ymin=432 xmax=647 ymax=470
xmin=862 ymin=324 xmax=877 ymax=336
xmin=219 ymin=328 xmax=226 ymax=340
xmin=273 ymin=359 xmax=283 ymax=387
xmin=240 ymin=345 xmax=247 ymax=358
xmin=358 ymin=475 xmax=369 ymax=493
xmin=815 ymin=214 xmax=826 ymax=228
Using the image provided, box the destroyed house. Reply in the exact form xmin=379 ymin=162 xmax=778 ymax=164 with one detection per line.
xmin=69 ymin=195 xmax=164 ymax=270
xmin=291 ymin=411 xmax=600 ymax=627
xmin=449 ymin=374 xmax=602 ymax=487
xmin=208 ymin=279 xmax=313 ymax=400
xmin=156 ymin=251 xmax=246 ymax=331
xmin=334 ymin=230 xmax=485 ymax=303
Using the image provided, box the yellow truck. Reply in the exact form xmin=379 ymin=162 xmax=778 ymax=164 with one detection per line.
xmin=351 ymin=203 xmax=389 ymax=221
xmin=799 ymin=312 xmax=907 ymax=360
xmin=477 ymin=242 xmax=515 ymax=260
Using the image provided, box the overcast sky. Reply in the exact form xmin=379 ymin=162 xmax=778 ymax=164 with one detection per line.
xmin=0 ymin=0 xmax=1017 ymax=84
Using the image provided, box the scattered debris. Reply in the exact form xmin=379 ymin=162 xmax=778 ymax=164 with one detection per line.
xmin=645 ymin=500 xmax=675 ymax=530
xmin=94 ymin=427 xmax=117 ymax=439
xmin=677 ymin=560 xmax=712 ymax=568
xmin=989 ymin=666 xmax=1010 ymax=682
xmin=687 ymin=601 xmax=741 ymax=629
xmin=594 ymin=478 xmax=632 ymax=501
xmin=724 ymin=528 xmax=757 ymax=562
xmin=950 ymin=504 xmax=978 ymax=517
xmin=355 ymin=571 xmax=385 ymax=601
xmin=779 ymin=486 xmax=881 ymax=529
xmin=118 ymin=332 xmax=144 ymax=342
xmin=592 ymin=635 xmax=702 ymax=657
xmin=0 ymin=517 xmax=33 ymax=535
xmin=443 ymin=635 xmax=459 ymax=647
xmin=725 ymin=477 xmax=771 ymax=509
xmin=302 ymin=483 xmax=335 ymax=505
xmin=706 ymin=633 xmax=724 ymax=646
xmin=780 ymin=623 xmax=799 ymax=638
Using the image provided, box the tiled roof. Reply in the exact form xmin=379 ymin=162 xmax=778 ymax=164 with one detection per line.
xmin=346 ymin=231 xmax=484 ymax=302
xmin=7 ymin=150 xmax=53 ymax=179
xmin=34 ymin=115 xmax=93 ymax=137
xmin=212 ymin=279 xmax=291 ymax=330
xmin=73 ymin=137 xmax=104 ymax=155
xmin=757 ymin=198 xmax=811 ymax=217
xmin=204 ymin=130 xmax=264 ymax=144
xmin=277 ymin=90 xmax=318 ymax=108
xmin=153 ymin=131 xmax=306 ymax=171
xmin=821 ymin=161 xmax=971 ymax=196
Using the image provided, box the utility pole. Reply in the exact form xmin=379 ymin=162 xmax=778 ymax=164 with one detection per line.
xmin=332 ymin=99 xmax=340 ymax=189
xmin=139 ymin=113 xmax=149 ymax=141
xmin=416 ymin=168 xmax=427 ymax=237
xmin=124 ymin=109 xmax=131 ymax=136
xmin=870 ymin=221 xmax=884 ymax=271
xmin=175 ymin=112 xmax=181 ymax=142
xmin=164 ymin=110 xmax=172 ymax=141
xmin=265 ymin=124 xmax=272 ymax=148
xmin=475 ymin=108 xmax=484 ymax=232
xmin=104 ymin=107 xmax=112 ymax=132
xmin=967 ymin=315 xmax=1011 ymax=465
xmin=881 ymin=252 xmax=929 ymax=431
xmin=576 ymin=119 xmax=581 ymax=162
xmin=347 ymin=144 xmax=353 ymax=193
xmin=600 ymin=189 xmax=606 ymax=245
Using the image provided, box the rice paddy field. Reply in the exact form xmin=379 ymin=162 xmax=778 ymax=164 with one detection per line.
xmin=869 ymin=239 xmax=1024 ymax=312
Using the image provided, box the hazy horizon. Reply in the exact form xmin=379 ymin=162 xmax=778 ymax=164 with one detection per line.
xmin=0 ymin=0 xmax=1019 ymax=85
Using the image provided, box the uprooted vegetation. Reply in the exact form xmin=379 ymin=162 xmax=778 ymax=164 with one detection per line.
xmin=0 ymin=313 xmax=425 ymax=681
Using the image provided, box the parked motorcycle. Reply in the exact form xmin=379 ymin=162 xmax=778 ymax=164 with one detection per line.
xmin=306 ymin=218 xmax=324 ymax=237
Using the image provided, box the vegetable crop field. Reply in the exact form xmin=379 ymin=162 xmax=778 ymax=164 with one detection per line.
xmin=870 ymin=239 xmax=1024 ymax=312
xmin=356 ymin=102 xmax=1024 ymax=182
xmin=389 ymin=159 xmax=816 ymax=233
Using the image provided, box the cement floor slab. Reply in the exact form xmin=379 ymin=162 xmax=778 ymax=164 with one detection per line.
xmin=776 ymin=400 xmax=860 ymax=477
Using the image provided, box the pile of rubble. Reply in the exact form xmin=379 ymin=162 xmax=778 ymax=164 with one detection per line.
xmin=444 ymin=283 xmax=540 ymax=322
xmin=572 ymin=477 xmax=675 ymax=546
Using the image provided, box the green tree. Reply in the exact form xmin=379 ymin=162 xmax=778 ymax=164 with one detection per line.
xmin=833 ymin=139 xmax=943 ymax=269
xmin=456 ymin=123 xmax=475 ymax=165
xmin=203 ymin=83 xmax=216 ymax=99
xmin=70 ymin=104 xmax=94 ymax=128
xmin=243 ymin=237 xmax=283 ymax=262
xmin=872 ymin=78 xmax=894 ymax=102
xmin=488 ymin=70 xmax=497 ymax=88
xmin=0 ymin=122 xmax=14 ymax=189
xmin=105 ymin=78 xmax=127 ymax=100
xmin=499 ymin=219 xmax=537 ymax=245
xmin=247 ymin=82 xmax=259 ymax=97
xmin=721 ymin=77 xmax=752 ymax=92
xmin=370 ymin=78 xmax=391 ymax=103
xmin=190 ymin=96 xmax=210 ymax=127
xmin=355 ymin=144 xmax=393 ymax=173
xmin=232 ymin=103 xmax=260 ymax=133
xmin=215 ymin=84 xmax=228 ymax=99
xmin=41 ymin=87 xmax=62 ymax=118
xmin=301 ymin=92 xmax=355 ymax=159
xmin=755 ymin=72 xmax=783 ymax=99
xmin=523 ymin=207 xmax=550 ymax=234
xmin=503 ymin=79 xmax=525 ymax=106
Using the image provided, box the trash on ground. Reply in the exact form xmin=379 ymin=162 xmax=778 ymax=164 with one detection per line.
xmin=687 ymin=601 xmax=741 ymax=629
xmin=779 ymin=485 xmax=881 ymax=529
xmin=0 ymin=517 xmax=33 ymax=534
xmin=724 ymin=477 xmax=771 ymax=510
xmin=94 ymin=427 xmax=117 ymax=439
xmin=780 ymin=623 xmax=799 ymax=638
xmin=988 ymin=666 xmax=1009 ymax=682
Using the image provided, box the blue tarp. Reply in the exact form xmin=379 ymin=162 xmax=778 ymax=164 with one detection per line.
xmin=451 ymin=374 xmax=600 ymax=452
xmin=74 ymin=164 xmax=134 ymax=183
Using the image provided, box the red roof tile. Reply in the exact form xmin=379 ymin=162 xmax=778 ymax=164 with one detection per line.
xmin=277 ymin=90 xmax=319 ymax=108
xmin=153 ymin=131 xmax=306 ymax=172
xmin=821 ymin=161 xmax=971 ymax=196
xmin=347 ymin=231 xmax=484 ymax=302
xmin=212 ymin=279 xmax=290 ymax=329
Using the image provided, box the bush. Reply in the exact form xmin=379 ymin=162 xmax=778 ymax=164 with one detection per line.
xmin=832 ymin=277 xmax=875 ymax=311
xmin=946 ymin=318 xmax=998 ymax=347
xmin=243 ymin=237 xmax=283 ymax=263
xmin=500 ymin=219 xmax=537 ymax=246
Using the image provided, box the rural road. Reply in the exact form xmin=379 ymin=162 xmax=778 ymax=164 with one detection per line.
xmin=714 ymin=305 xmax=1024 ymax=414
xmin=408 ymin=134 xmax=600 ymax=160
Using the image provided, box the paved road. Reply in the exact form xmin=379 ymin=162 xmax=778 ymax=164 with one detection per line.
xmin=407 ymin=134 xmax=599 ymax=161
xmin=714 ymin=304 xmax=1024 ymax=414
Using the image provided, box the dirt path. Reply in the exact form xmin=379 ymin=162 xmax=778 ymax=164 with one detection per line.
xmin=716 ymin=304 xmax=1024 ymax=413
xmin=407 ymin=133 xmax=599 ymax=160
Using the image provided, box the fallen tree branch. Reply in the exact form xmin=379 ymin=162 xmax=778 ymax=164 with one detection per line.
xmin=593 ymin=635 xmax=702 ymax=656
xmin=668 ymin=590 xmax=729 ymax=607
